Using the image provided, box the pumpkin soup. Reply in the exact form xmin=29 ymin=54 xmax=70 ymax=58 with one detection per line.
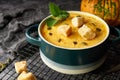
xmin=41 ymin=12 xmax=108 ymax=48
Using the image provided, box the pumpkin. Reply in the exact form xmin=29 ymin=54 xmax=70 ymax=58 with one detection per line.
xmin=80 ymin=0 xmax=120 ymax=26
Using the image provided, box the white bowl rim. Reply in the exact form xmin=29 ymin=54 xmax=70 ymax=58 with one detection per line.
xmin=38 ymin=11 xmax=110 ymax=50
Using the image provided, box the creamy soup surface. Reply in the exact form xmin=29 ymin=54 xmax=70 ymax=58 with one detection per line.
xmin=41 ymin=13 xmax=108 ymax=48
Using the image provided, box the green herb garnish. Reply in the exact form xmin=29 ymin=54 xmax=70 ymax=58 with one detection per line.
xmin=46 ymin=18 xmax=59 ymax=27
xmin=0 ymin=63 xmax=6 ymax=71
xmin=46 ymin=2 xmax=69 ymax=28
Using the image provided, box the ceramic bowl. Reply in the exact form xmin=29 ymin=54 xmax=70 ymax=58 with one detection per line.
xmin=26 ymin=11 xmax=120 ymax=74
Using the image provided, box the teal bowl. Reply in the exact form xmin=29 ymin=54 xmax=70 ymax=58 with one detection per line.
xmin=26 ymin=11 xmax=120 ymax=74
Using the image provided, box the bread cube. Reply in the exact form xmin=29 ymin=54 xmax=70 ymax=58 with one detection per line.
xmin=17 ymin=71 xmax=37 ymax=80
xmin=71 ymin=16 xmax=84 ymax=27
xmin=57 ymin=24 xmax=72 ymax=37
xmin=78 ymin=25 xmax=96 ymax=40
xmin=15 ymin=61 xmax=27 ymax=73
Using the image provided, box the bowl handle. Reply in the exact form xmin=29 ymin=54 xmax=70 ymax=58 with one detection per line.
xmin=109 ymin=27 xmax=120 ymax=46
xmin=25 ymin=24 xmax=41 ymax=46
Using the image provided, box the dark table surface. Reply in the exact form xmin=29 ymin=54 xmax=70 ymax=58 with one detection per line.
xmin=0 ymin=0 xmax=120 ymax=80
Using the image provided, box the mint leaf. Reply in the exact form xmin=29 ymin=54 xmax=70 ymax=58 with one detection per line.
xmin=49 ymin=2 xmax=60 ymax=17
xmin=46 ymin=17 xmax=59 ymax=27
xmin=46 ymin=2 xmax=69 ymax=27
xmin=58 ymin=10 xmax=69 ymax=19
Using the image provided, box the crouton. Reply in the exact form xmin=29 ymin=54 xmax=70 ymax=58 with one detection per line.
xmin=14 ymin=61 xmax=27 ymax=74
xmin=57 ymin=24 xmax=72 ymax=37
xmin=17 ymin=71 xmax=37 ymax=80
xmin=78 ymin=24 xmax=96 ymax=40
xmin=71 ymin=16 xmax=84 ymax=27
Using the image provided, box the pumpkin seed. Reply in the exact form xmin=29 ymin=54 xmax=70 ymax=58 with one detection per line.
xmin=73 ymin=41 xmax=78 ymax=45
xmin=58 ymin=39 xmax=62 ymax=42
xmin=47 ymin=27 xmax=52 ymax=30
xmin=49 ymin=32 xmax=53 ymax=36
xmin=91 ymin=23 xmax=96 ymax=26
xmin=81 ymin=42 xmax=88 ymax=45
xmin=96 ymin=28 xmax=101 ymax=32
xmin=76 ymin=15 xmax=81 ymax=17
xmin=64 ymin=23 xmax=69 ymax=25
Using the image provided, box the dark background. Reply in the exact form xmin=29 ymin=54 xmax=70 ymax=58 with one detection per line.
xmin=0 ymin=0 xmax=81 ymax=51
xmin=0 ymin=0 xmax=120 ymax=80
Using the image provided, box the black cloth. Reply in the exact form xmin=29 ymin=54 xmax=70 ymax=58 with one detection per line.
xmin=0 ymin=0 xmax=80 ymax=52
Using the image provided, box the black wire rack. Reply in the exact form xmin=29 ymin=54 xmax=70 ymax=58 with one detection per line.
xmin=0 ymin=40 xmax=120 ymax=80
